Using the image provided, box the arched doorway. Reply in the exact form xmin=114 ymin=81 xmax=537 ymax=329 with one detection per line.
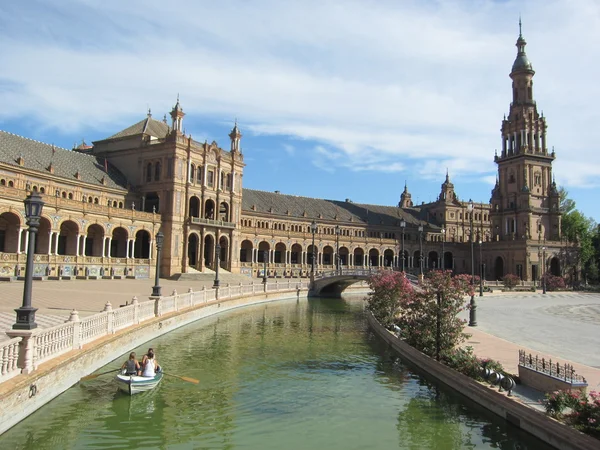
xmin=111 ymin=227 xmax=128 ymax=258
xmin=240 ymin=240 xmax=253 ymax=263
xmin=188 ymin=233 xmax=199 ymax=267
xmin=353 ymin=248 xmax=364 ymax=267
xmin=369 ymin=249 xmax=379 ymax=267
xmin=0 ymin=212 xmax=21 ymax=253
xmin=383 ymin=249 xmax=394 ymax=267
xmin=144 ymin=192 xmax=160 ymax=213
xmin=323 ymin=245 xmax=334 ymax=266
xmin=218 ymin=235 xmax=229 ymax=268
xmin=204 ymin=199 xmax=215 ymax=219
xmin=428 ymin=251 xmax=438 ymax=269
xmin=58 ymin=220 xmax=79 ymax=255
xmin=274 ymin=242 xmax=286 ymax=264
xmin=204 ymin=235 xmax=215 ymax=268
xmin=550 ymin=257 xmax=560 ymax=276
xmin=291 ymin=243 xmax=302 ymax=265
xmin=219 ymin=202 xmax=229 ymax=222
xmin=339 ymin=246 xmax=349 ymax=266
xmin=494 ymin=256 xmax=504 ymax=280
xmin=134 ymin=230 xmax=151 ymax=258
xmin=308 ymin=244 xmax=318 ymax=267
xmin=36 ymin=217 xmax=52 ymax=254
xmin=189 ymin=196 xmax=200 ymax=218
xmin=443 ymin=251 xmax=453 ymax=271
xmin=86 ymin=224 xmax=105 ymax=257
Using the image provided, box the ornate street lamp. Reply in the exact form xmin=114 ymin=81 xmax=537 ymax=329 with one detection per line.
xmin=151 ymin=231 xmax=164 ymax=297
xmin=262 ymin=250 xmax=268 ymax=284
xmin=542 ymin=246 xmax=547 ymax=294
xmin=467 ymin=200 xmax=477 ymax=326
xmin=441 ymin=226 xmax=445 ymax=270
xmin=400 ymin=219 xmax=406 ymax=272
xmin=213 ymin=243 xmax=221 ymax=288
xmin=335 ymin=225 xmax=341 ymax=274
xmin=479 ymin=238 xmax=484 ymax=296
xmin=13 ymin=192 xmax=44 ymax=329
xmin=418 ymin=224 xmax=424 ymax=277
xmin=310 ymin=221 xmax=317 ymax=277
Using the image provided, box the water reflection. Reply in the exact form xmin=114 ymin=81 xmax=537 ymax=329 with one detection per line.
xmin=0 ymin=296 xmax=552 ymax=450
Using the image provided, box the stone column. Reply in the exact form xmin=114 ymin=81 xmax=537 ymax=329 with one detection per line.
xmin=17 ymin=228 xmax=24 ymax=254
xmin=47 ymin=231 xmax=53 ymax=255
xmin=5 ymin=330 xmax=37 ymax=374
xmin=75 ymin=233 xmax=80 ymax=256
xmin=54 ymin=232 xmax=59 ymax=255
xmin=101 ymin=237 xmax=106 ymax=258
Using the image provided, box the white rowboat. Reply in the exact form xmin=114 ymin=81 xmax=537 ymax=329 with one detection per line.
xmin=115 ymin=370 xmax=163 ymax=395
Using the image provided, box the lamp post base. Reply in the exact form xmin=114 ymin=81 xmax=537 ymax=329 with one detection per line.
xmin=213 ymin=279 xmax=220 ymax=288
xmin=13 ymin=306 xmax=38 ymax=330
xmin=151 ymin=285 xmax=162 ymax=297
xmin=468 ymin=295 xmax=477 ymax=327
xmin=262 ymin=276 xmax=267 ymax=284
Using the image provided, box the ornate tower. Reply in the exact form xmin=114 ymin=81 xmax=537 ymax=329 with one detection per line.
xmin=438 ymin=170 xmax=456 ymax=204
xmin=490 ymin=22 xmax=561 ymax=244
xmin=170 ymin=95 xmax=185 ymax=134
xmin=229 ymin=120 xmax=242 ymax=153
xmin=399 ymin=182 xmax=413 ymax=208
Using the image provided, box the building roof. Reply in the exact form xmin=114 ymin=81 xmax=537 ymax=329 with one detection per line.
xmin=242 ymin=189 xmax=432 ymax=228
xmin=106 ymin=116 xmax=170 ymax=140
xmin=0 ymin=130 xmax=130 ymax=189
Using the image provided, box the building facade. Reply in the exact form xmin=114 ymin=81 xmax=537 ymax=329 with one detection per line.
xmin=0 ymin=30 xmax=567 ymax=283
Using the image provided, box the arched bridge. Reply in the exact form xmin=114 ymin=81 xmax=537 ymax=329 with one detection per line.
xmin=309 ymin=268 xmax=419 ymax=297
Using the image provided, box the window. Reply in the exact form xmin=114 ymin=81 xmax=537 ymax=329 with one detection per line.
xmin=146 ymin=163 xmax=152 ymax=182
xmin=197 ymin=167 xmax=202 ymax=184
xmin=167 ymin=158 xmax=173 ymax=178
xmin=207 ymin=170 xmax=214 ymax=187
xmin=155 ymin=162 xmax=161 ymax=181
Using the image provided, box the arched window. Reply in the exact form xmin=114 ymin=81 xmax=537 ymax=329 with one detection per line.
xmin=8 ymin=180 xmax=14 ymax=187
xmin=197 ymin=167 xmax=202 ymax=184
xmin=226 ymin=173 xmax=232 ymax=191
xmin=68 ymin=193 xmax=73 ymax=199
xmin=146 ymin=163 xmax=152 ymax=182
xmin=154 ymin=162 xmax=161 ymax=181
xmin=190 ymin=164 xmax=195 ymax=183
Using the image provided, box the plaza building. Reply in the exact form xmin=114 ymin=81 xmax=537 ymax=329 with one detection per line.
xmin=0 ymin=29 xmax=567 ymax=283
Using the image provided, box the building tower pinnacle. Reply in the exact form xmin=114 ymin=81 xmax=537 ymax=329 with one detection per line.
xmin=229 ymin=119 xmax=242 ymax=153
xmin=170 ymin=94 xmax=185 ymax=134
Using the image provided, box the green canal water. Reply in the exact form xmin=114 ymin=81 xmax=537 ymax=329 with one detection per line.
xmin=1 ymin=296 xmax=553 ymax=449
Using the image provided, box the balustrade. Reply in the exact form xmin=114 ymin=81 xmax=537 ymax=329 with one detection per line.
xmin=0 ymin=337 xmax=22 ymax=382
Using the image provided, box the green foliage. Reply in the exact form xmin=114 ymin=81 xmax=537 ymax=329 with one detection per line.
xmin=442 ymin=347 xmax=505 ymax=381
xmin=502 ymin=273 xmax=520 ymax=290
xmin=542 ymin=390 xmax=600 ymax=438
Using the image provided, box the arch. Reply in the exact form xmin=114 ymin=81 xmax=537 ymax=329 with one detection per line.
xmin=383 ymin=249 xmax=394 ymax=267
xmin=204 ymin=199 xmax=215 ymax=220
xmin=68 ymin=193 xmax=73 ymax=200
xmin=58 ymin=220 xmax=79 ymax=255
xmin=322 ymin=245 xmax=334 ymax=266
xmin=442 ymin=251 xmax=453 ymax=271
xmin=274 ymin=242 xmax=286 ymax=264
xmin=36 ymin=217 xmax=52 ymax=254
xmin=218 ymin=235 xmax=229 ymax=268
xmin=189 ymin=196 xmax=200 ymax=218
xmin=550 ymin=257 xmax=561 ymax=277
xmin=219 ymin=202 xmax=229 ymax=222
xmin=353 ymin=248 xmax=365 ymax=267
xmin=291 ymin=243 xmax=302 ymax=264
xmin=111 ymin=227 xmax=129 ymax=258
xmin=154 ymin=161 xmax=161 ymax=181
xmin=144 ymin=192 xmax=159 ymax=213
xmin=258 ymin=241 xmax=270 ymax=263
xmin=188 ymin=233 xmax=199 ymax=268
xmin=85 ymin=224 xmax=105 ymax=257
xmin=428 ymin=251 xmax=438 ymax=269
xmin=369 ymin=248 xmax=380 ymax=267
xmin=203 ymin=234 xmax=215 ymax=268
xmin=240 ymin=239 xmax=253 ymax=263
xmin=134 ymin=229 xmax=151 ymax=258
xmin=0 ymin=212 xmax=21 ymax=253
xmin=338 ymin=246 xmax=349 ymax=266
xmin=494 ymin=256 xmax=505 ymax=280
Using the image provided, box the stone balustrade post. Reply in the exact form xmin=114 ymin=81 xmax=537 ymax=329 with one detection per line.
xmin=5 ymin=330 xmax=37 ymax=375
xmin=188 ymin=288 xmax=193 ymax=308
xmin=202 ymin=285 xmax=207 ymax=303
xmin=131 ymin=296 xmax=139 ymax=324
xmin=103 ymin=301 xmax=114 ymax=334
xmin=154 ymin=296 xmax=161 ymax=317
xmin=68 ymin=309 xmax=82 ymax=349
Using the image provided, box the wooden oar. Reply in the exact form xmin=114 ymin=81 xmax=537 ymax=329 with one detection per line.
xmin=81 ymin=369 xmax=118 ymax=381
xmin=163 ymin=372 xmax=199 ymax=384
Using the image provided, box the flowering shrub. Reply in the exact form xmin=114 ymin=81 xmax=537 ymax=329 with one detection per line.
xmin=542 ymin=390 xmax=600 ymax=438
xmin=541 ymin=273 xmax=567 ymax=291
xmin=443 ymin=347 xmax=505 ymax=380
xmin=366 ymin=271 xmax=414 ymax=328
xmin=502 ymin=273 xmax=520 ymax=290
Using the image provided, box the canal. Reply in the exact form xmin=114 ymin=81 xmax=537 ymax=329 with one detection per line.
xmin=0 ymin=295 xmax=553 ymax=449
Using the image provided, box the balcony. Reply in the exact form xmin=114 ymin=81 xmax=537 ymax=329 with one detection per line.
xmin=190 ymin=216 xmax=236 ymax=229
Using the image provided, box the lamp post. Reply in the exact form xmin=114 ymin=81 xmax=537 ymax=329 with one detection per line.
xmin=262 ymin=250 xmax=268 ymax=284
xmin=468 ymin=199 xmax=477 ymax=326
xmin=542 ymin=246 xmax=547 ymax=294
xmin=479 ymin=239 xmax=484 ymax=296
xmin=441 ymin=226 xmax=445 ymax=270
xmin=400 ymin=220 xmax=406 ymax=272
xmin=151 ymin=231 xmax=164 ymax=297
xmin=13 ymin=192 xmax=44 ymax=330
xmin=418 ymin=224 xmax=424 ymax=277
xmin=335 ymin=225 xmax=341 ymax=274
xmin=213 ymin=243 xmax=221 ymax=288
xmin=310 ymin=221 xmax=317 ymax=278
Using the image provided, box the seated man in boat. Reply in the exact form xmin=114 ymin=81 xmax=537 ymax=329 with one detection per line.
xmin=141 ymin=350 xmax=161 ymax=377
xmin=121 ymin=352 xmax=141 ymax=376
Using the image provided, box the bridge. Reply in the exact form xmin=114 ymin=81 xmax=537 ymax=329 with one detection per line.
xmin=309 ymin=268 xmax=420 ymax=297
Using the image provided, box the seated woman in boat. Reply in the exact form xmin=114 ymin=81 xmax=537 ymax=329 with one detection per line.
xmin=141 ymin=347 xmax=154 ymax=368
xmin=121 ymin=352 xmax=141 ymax=376
xmin=141 ymin=350 xmax=160 ymax=377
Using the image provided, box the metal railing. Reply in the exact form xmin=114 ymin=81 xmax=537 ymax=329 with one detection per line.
xmin=518 ymin=350 xmax=587 ymax=384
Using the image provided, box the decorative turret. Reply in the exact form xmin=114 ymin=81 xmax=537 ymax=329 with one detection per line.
xmin=399 ymin=182 xmax=413 ymax=208
xmin=438 ymin=169 xmax=456 ymax=203
xmin=229 ymin=120 xmax=242 ymax=153
xmin=170 ymin=95 xmax=185 ymax=134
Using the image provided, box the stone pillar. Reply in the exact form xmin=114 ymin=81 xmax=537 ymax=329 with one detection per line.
xmin=82 ymin=236 xmax=87 ymax=256
xmin=24 ymin=231 xmax=29 ymax=254
xmin=68 ymin=309 xmax=82 ymax=349
xmin=106 ymin=237 xmax=112 ymax=257
xmin=47 ymin=231 xmax=53 ymax=255
xmin=5 ymin=330 xmax=37 ymax=374
xmin=148 ymin=239 xmax=153 ymax=259
xmin=17 ymin=228 xmax=24 ymax=254
xmin=54 ymin=232 xmax=59 ymax=255
xmin=101 ymin=237 xmax=106 ymax=258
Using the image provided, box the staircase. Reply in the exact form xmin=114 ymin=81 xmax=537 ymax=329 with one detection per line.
xmin=172 ymin=267 xmax=254 ymax=285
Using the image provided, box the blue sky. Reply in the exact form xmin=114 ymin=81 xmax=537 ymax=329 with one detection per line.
xmin=1 ymin=0 xmax=599 ymax=221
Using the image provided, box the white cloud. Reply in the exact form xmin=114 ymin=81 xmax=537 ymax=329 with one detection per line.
xmin=0 ymin=0 xmax=599 ymax=209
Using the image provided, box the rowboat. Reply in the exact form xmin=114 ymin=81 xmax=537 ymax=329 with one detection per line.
xmin=115 ymin=369 xmax=163 ymax=395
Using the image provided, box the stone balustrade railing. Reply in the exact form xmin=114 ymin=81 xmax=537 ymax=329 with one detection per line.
xmin=1 ymin=279 xmax=309 ymax=382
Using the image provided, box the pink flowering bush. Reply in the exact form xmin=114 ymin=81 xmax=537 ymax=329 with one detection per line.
xmin=502 ymin=273 xmax=520 ymax=290
xmin=542 ymin=390 xmax=600 ymax=438
xmin=541 ymin=273 xmax=567 ymax=291
xmin=366 ymin=271 xmax=414 ymax=328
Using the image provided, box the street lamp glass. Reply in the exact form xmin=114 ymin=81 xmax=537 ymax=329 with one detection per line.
xmin=418 ymin=225 xmax=423 ymax=232
xmin=311 ymin=221 xmax=317 ymax=233
xmin=156 ymin=231 xmax=164 ymax=249
xmin=335 ymin=225 xmax=340 ymax=235
xmin=467 ymin=199 xmax=474 ymax=212
xmin=400 ymin=220 xmax=406 ymax=228
xmin=24 ymin=192 xmax=44 ymax=220
xmin=441 ymin=227 xmax=445 ymax=234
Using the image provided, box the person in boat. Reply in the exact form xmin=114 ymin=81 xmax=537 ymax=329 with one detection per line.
xmin=141 ymin=350 xmax=160 ymax=377
xmin=121 ymin=352 xmax=141 ymax=376
xmin=141 ymin=347 xmax=154 ymax=369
